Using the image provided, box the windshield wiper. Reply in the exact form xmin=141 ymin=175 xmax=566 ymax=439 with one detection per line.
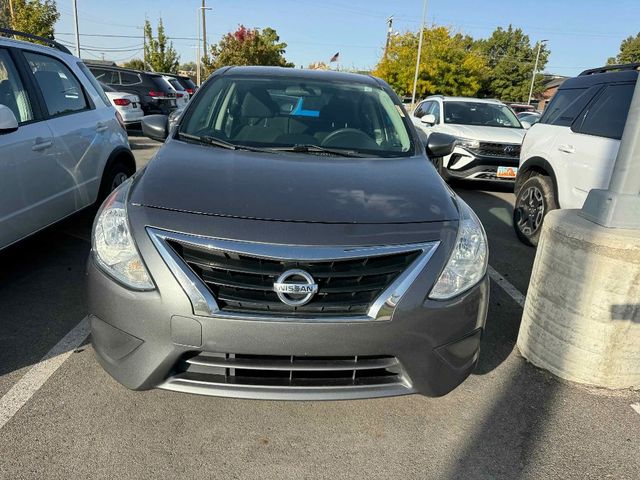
xmin=269 ymin=144 xmax=366 ymax=157
xmin=177 ymin=132 xmax=275 ymax=153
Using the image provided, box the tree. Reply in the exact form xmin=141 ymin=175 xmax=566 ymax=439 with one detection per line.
xmin=204 ymin=25 xmax=294 ymax=74
xmin=477 ymin=25 xmax=549 ymax=102
xmin=2 ymin=0 xmax=60 ymax=40
xmin=179 ymin=61 xmax=197 ymax=72
xmin=143 ymin=18 xmax=179 ymax=73
xmin=607 ymin=33 xmax=640 ymax=64
xmin=121 ymin=58 xmax=145 ymax=70
xmin=373 ymin=26 xmax=488 ymax=98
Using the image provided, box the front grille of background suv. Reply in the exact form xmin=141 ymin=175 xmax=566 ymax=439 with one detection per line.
xmin=168 ymin=240 xmax=420 ymax=316
xmin=470 ymin=142 xmax=521 ymax=159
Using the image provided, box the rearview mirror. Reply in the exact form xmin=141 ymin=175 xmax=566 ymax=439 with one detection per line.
xmin=420 ymin=113 xmax=436 ymax=125
xmin=520 ymin=121 xmax=532 ymax=130
xmin=0 ymin=104 xmax=19 ymax=134
xmin=141 ymin=114 xmax=169 ymax=142
xmin=426 ymin=132 xmax=456 ymax=158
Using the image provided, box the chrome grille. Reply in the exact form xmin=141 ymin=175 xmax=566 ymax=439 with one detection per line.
xmin=169 ymin=241 xmax=420 ymax=316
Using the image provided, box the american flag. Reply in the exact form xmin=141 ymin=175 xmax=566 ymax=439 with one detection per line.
xmin=329 ymin=52 xmax=340 ymax=63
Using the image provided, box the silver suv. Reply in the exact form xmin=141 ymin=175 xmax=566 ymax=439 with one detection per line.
xmin=0 ymin=30 xmax=135 ymax=250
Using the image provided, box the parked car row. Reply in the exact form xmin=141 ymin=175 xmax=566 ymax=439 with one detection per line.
xmin=87 ymin=63 xmax=197 ymax=122
xmin=409 ymin=64 xmax=638 ymax=247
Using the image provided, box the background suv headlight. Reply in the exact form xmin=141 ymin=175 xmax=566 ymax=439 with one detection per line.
xmin=92 ymin=179 xmax=154 ymax=290
xmin=429 ymin=198 xmax=488 ymax=299
xmin=456 ymin=137 xmax=480 ymax=150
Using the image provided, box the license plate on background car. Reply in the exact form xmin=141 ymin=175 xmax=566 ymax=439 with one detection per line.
xmin=497 ymin=166 xmax=518 ymax=179
xmin=132 ymin=103 xmax=137 ymax=108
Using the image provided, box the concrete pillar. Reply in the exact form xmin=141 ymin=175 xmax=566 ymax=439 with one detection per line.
xmin=517 ymin=209 xmax=640 ymax=389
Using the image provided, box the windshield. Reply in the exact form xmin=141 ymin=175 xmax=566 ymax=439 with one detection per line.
xmin=168 ymin=78 xmax=185 ymax=91
xmin=443 ymin=101 xmax=522 ymax=128
xmin=179 ymin=74 xmax=413 ymax=157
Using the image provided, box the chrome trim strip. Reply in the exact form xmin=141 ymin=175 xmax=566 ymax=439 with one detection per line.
xmin=147 ymin=227 xmax=440 ymax=322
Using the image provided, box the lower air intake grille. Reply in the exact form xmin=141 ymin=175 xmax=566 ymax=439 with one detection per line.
xmin=174 ymin=352 xmax=404 ymax=388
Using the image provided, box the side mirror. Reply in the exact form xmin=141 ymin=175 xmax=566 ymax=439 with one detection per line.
xmin=141 ymin=114 xmax=169 ymax=142
xmin=420 ymin=113 xmax=436 ymax=125
xmin=426 ymin=132 xmax=457 ymax=158
xmin=0 ymin=104 xmax=19 ymax=134
xmin=520 ymin=121 xmax=532 ymax=130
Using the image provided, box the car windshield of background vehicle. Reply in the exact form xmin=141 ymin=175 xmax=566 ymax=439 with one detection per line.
xmin=443 ymin=101 xmax=522 ymax=128
xmin=180 ymin=75 xmax=413 ymax=158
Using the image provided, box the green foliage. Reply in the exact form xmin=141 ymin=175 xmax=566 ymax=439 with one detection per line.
xmin=121 ymin=58 xmax=145 ymax=70
xmin=143 ymin=18 xmax=180 ymax=73
xmin=607 ymin=32 xmax=640 ymax=64
xmin=3 ymin=0 xmax=60 ymax=40
xmin=373 ymin=26 xmax=488 ymax=98
xmin=476 ymin=25 xmax=549 ymax=101
xmin=204 ymin=25 xmax=294 ymax=74
xmin=179 ymin=61 xmax=197 ymax=72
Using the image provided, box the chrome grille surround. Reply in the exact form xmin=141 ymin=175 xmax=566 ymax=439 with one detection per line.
xmin=147 ymin=227 xmax=440 ymax=322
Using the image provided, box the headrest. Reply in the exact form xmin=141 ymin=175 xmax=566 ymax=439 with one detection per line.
xmin=240 ymin=89 xmax=277 ymax=118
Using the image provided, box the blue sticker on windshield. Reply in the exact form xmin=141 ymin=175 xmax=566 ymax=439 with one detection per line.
xmin=291 ymin=98 xmax=320 ymax=117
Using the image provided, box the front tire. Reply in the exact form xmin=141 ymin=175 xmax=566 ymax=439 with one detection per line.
xmin=513 ymin=175 xmax=558 ymax=247
xmin=98 ymin=160 xmax=135 ymax=202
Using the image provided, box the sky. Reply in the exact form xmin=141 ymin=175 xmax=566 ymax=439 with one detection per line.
xmin=53 ymin=0 xmax=640 ymax=77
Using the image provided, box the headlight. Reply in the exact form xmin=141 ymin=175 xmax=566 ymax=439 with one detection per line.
xmin=429 ymin=198 xmax=488 ymax=299
xmin=92 ymin=178 xmax=154 ymax=290
xmin=456 ymin=137 xmax=480 ymax=150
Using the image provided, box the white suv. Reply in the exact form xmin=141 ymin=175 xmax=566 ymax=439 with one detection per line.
xmin=411 ymin=96 xmax=526 ymax=182
xmin=0 ymin=30 xmax=136 ymax=250
xmin=514 ymin=64 xmax=637 ymax=246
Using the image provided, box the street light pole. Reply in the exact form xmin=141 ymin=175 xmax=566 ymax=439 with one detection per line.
xmin=196 ymin=8 xmax=201 ymax=86
xmin=72 ymin=0 xmax=81 ymax=57
xmin=527 ymin=40 xmax=547 ymax=105
xmin=385 ymin=16 xmax=393 ymax=57
xmin=411 ymin=0 xmax=428 ymax=107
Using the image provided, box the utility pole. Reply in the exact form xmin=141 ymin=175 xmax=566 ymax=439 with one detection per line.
xmin=527 ymin=40 xmax=547 ymax=105
xmin=385 ymin=16 xmax=393 ymax=57
xmin=196 ymin=8 xmax=201 ymax=86
xmin=201 ymin=0 xmax=208 ymax=61
xmin=72 ymin=0 xmax=81 ymax=57
xmin=8 ymin=0 xmax=14 ymax=26
xmin=411 ymin=0 xmax=428 ymax=107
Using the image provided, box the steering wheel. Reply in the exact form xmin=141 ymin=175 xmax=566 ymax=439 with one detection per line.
xmin=321 ymin=128 xmax=378 ymax=149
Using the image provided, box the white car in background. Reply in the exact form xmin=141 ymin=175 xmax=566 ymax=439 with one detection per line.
xmin=100 ymin=82 xmax=143 ymax=126
xmin=162 ymin=75 xmax=189 ymax=109
xmin=411 ymin=96 xmax=526 ymax=182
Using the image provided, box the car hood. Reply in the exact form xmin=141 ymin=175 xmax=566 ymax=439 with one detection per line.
xmin=130 ymin=140 xmax=459 ymax=224
xmin=436 ymin=124 xmax=526 ymax=144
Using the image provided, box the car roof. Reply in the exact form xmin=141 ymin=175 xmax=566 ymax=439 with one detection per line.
xmin=0 ymin=35 xmax=76 ymax=61
xmin=85 ymin=63 xmax=163 ymax=77
xmin=222 ymin=66 xmax=380 ymax=86
xmin=423 ymin=95 xmax=504 ymax=105
xmin=560 ymin=66 xmax=639 ymax=90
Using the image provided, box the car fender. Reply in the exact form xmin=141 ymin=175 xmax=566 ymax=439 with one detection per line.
xmin=516 ymin=156 xmax=560 ymax=204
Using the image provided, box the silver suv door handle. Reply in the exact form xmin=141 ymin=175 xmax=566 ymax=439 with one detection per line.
xmin=96 ymin=122 xmax=109 ymax=133
xmin=32 ymin=139 xmax=53 ymax=151
xmin=557 ymin=144 xmax=575 ymax=154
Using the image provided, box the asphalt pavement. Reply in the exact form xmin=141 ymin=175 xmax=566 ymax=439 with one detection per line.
xmin=0 ymin=133 xmax=638 ymax=480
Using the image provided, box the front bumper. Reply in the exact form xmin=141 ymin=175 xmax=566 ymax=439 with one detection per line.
xmin=445 ymin=147 xmax=519 ymax=181
xmin=87 ymin=207 xmax=489 ymax=400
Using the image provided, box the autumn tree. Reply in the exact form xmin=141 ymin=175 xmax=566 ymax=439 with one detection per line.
xmin=607 ymin=32 xmax=640 ymax=64
xmin=2 ymin=0 xmax=60 ymax=40
xmin=477 ymin=25 xmax=549 ymax=101
xmin=204 ymin=25 xmax=293 ymax=74
xmin=143 ymin=18 xmax=179 ymax=73
xmin=121 ymin=58 xmax=145 ymax=70
xmin=373 ymin=26 xmax=487 ymax=98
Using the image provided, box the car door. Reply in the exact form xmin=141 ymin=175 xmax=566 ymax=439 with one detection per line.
xmin=0 ymin=47 xmax=61 ymax=249
xmin=24 ymin=51 xmax=113 ymax=212
xmin=551 ymin=83 xmax=633 ymax=208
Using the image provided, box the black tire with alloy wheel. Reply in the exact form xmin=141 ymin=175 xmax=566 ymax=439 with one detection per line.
xmin=97 ymin=161 xmax=135 ymax=203
xmin=513 ymin=174 xmax=558 ymax=247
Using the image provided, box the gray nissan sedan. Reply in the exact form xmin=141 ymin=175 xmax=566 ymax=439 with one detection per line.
xmin=87 ymin=66 xmax=489 ymax=400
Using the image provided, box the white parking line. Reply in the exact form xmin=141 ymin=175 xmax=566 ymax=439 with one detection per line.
xmin=631 ymin=403 xmax=640 ymax=416
xmin=488 ymin=265 xmax=526 ymax=308
xmin=0 ymin=317 xmax=90 ymax=431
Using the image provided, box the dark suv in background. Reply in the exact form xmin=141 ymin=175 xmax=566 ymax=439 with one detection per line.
xmin=88 ymin=64 xmax=177 ymax=115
